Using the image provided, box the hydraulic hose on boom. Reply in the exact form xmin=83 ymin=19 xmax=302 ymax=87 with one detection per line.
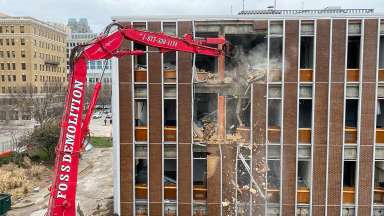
xmin=47 ymin=22 xmax=226 ymax=216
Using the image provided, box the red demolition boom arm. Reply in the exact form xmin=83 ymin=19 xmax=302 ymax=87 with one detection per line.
xmin=47 ymin=22 xmax=225 ymax=216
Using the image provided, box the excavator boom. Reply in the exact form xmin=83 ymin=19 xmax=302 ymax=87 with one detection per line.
xmin=47 ymin=22 xmax=225 ymax=216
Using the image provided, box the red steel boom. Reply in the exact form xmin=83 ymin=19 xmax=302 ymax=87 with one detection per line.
xmin=47 ymin=22 xmax=225 ymax=216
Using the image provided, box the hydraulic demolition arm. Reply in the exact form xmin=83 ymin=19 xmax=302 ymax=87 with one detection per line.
xmin=46 ymin=22 xmax=225 ymax=216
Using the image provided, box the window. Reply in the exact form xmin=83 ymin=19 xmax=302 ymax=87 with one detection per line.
xmin=20 ymin=38 xmax=25 ymax=45
xmin=193 ymin=144 xmax=207 ymax=202
xmin=1 ymin=75 xmax=4 ymax=81
xmin=0 ymin=51 xmax=3 ymax=58
xmin=343 ymin=161 xmax=356 ymax=204
xmin=270 ymin=21 xmax=283 ymax=35
xmin=12 ymin=75 xmax=16 ymax=82
xmin=10 ymin=26 xmax=14 ymax=33
xmin=20 ymin=26 xmax=24 ymax=33
xmin=0 ymin=39 xmax=2 ymax=45
xmin=22 ymin=74 xmax=26 ymax=82
xmin=301 ymin=22 xmax=314 ymax=35
xmin=267 ymin=160 xmax=281 ymax=203
xmin=300 ymin=36 xmax=314 ymax=69
xmin=348 ymin=22 xmax=361 ymax=35
xmin=9 ymin=111 xmax=18 ymax=120
xmin=380 ymin=36 xmax=384 ymax=69
xmin=21 ymin=50 xmax=26 ymax=58
xmin=297 ymin=161 xmax=311 ymax=204
xmin=347 ymin=36 xmax=361 ymax=69
xmin=1 ymin=87 xmax=4 ymax=93
xmin=164 ymin=99 xmax=177 ymax=142
xmin=21 ymin=63 xmax=26 ymax=70
xmin=163 ymin=52 xmax=176 ymax=83
xmin=12 ymin=63 xmax=15 ymax=70
xmin=374 ymin=161 xmax=384 ymax=205
xmin=0 ymin=64 xmax=4 ymax=70
xmin=135 ymin=159 xmax=148 ymax=199
xmin=11 ymin=51 xmax=15 ymax=58
xmin=0 ymin=26 xmax=2 ymax=33
xmin=5 ymin=39 xmax=9 ymax=46
xmin=345 ymin=99 xmax=358 ymax=143
xmin=164 ymin=158 xmax=177 ymax=200
xmin=11 ymin=39 xmax=14 ymax=46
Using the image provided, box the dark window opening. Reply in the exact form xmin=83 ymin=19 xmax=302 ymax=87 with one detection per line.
xmin=163 ymin=52 xmax=176 ymax=83
xmin=164 ymin=99 xmax=176 ymax=127
xmin=299 ymin=99 xmax=312 ymax=128
xmin=374 ymin=161 xmax=384 ymax=205
xmin=343 ymin=161 xmax=356 ymax=188
xmin=196 ymin=32 xmax=218 ymax=73
xmin=345 ymin=99 xmax=358 ymax=128
xmin=135 ymin=159 xmax=147 ymax=199
xmin=134 ymin=43 xmax=147 ymax=68
xmin=194 ymin=93 xmax=217 ymax=127
xmin=164 ymin=159 xmax=177 ymax=185
xmin=297 ymin=161 xmax=311 ymax=189
xmin=380 ymin=36 xmax=384 ymax=69
xmin=377 ymin=100 xmax=384 ymax=128
xmin=347 ymin=36 xmax=361 ymax=69
xmin=300 ymin=36 xmax=314 ymax=69
xmin=193 ymin=159 xmax=207 ymax=186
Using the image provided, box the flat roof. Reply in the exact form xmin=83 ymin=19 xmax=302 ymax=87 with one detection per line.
xmin=112 ymin=12 xmax=384 ymax=22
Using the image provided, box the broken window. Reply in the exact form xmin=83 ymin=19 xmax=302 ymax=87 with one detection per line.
xmin=225 ymin=34 xmax=267 ymax=72
xmin=164 ymin=99 xmax=176 ymax=142
xmin=135 ymin=99 xmax=147 ymax=142
xmin=268 ymin=99 xmax=281 ymax=144
xmin=268 ymin=84 xmax=282 ymax=98
xmin=267 ymin=160 xmax=280 ymax=203
xmin=297 ymin=161 xmax=311 ymax=204
xmin=343 ymin=161 xmax=356 ymax=204
xmin=163 ymin=52 xmax=176 ymax=83
xmin=193 ymin=144 xmax=207 ymax=202
xmin=194 ymin=93 xmax=217 ymax=141
xmin=135 ymin=159 xmax=148 ymax=199
xmin=164 ymin=159 xmax=177 ymax=200
xmin=196 ymin=32 xmax=218 ymax=74
xmin=134 ymin=43 xmax=147 ymax=82
xmin=374 ymin=161 xmax=384 ymax=205
xmin=345 ymin=99 xmax=358 ymax=143
xmin=237 ymin=149 xmax=251 ymax=215
xmin=225 ymin=97 xmax=251 ymax=141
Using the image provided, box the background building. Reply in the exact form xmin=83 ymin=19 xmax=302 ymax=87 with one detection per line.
xmin=66 ymin=18 xmax=113 ymax=87
xmin=0 ymin=13 xmax=67 ymax=124
xmin=111 ymin=8 xmax=384 ymax=216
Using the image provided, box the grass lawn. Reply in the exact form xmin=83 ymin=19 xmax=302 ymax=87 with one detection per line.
xmin=90 ymin=136 xmax=112 ymax=148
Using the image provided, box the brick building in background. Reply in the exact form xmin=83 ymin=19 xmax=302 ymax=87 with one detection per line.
xmin=111 ymin=8 xmax=384 ymax=216
xmin=0 ymin=14 xmax=67 ymax=123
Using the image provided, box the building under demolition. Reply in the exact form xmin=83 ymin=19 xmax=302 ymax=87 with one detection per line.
xmin=111 ymin=9 xmax=384 ymax=216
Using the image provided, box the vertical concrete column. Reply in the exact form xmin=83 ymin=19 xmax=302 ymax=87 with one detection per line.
xmin=312 ymin=19 xmax=331 ymax=216
xmin=327 ymin=19 xmax=347 ymax=216
xmin=357 ymin=19 xmax=378 ymax=215
xmin=177 ymin=21 xmax=193 ymax=216
xmin=282 ymin=20 xmax=299 ymax=216
xmin=119 ymin=38 xmax=134 ymax=215
xmin=251 ymin=20 xmax=268 ymax=216
xmin=148 ymin=21 xmax=163 ymax=215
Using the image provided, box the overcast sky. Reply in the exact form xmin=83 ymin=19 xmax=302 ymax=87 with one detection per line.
xmin=1 ymin=0 xmax=383 ymax=32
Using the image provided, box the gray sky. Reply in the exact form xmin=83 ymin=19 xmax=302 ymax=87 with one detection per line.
xmin=1 ymin=0 xmax=383 ymax=32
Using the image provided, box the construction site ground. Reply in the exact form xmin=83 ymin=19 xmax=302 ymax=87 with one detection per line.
xmin=5 ymin=117 xmax=113 ymax=216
